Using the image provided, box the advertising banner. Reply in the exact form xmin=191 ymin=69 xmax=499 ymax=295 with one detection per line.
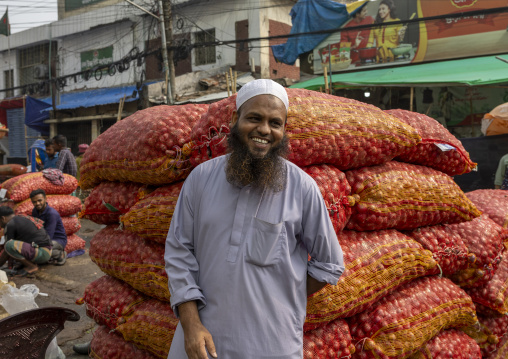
xmin=312 ymin=0 xmax=508 ymax=73
xmin=81 ymin=46 xmax=114 ymax=74
xmin=65 ymin=0 xmax=106 ymax=12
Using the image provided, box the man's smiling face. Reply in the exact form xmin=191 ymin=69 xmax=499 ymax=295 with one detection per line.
xmin=230 ymin=94 xmax=286 ymax=159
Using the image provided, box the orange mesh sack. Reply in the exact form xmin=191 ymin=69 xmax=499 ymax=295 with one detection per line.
xmin=65 ymin=234 xmax=85 ymax=253
xmin=80 ymin=275 xmax=147 ymax=329
xmin=305 ymin=230 xmax=437 ymax=331
xmin=1 ymin=172 xmax=78 ymax=201
xmin=446 ymin=215 xmax=506 ymax=288
xmin=466 ymin=190 xmax=508 ymax=228
xmin=386 ymin=109 xmax=476 ymax=176
xmin=345 ymin=161 xmax=482 ymax=231
xmin=348 ymin=276 xmax=478 ymax=359
xmin=303 ymin=318 xmax=355 ymax=359
xmin=189 ymin=89 xmax=421 ymax=169
xmin=405 ymin=225 xmax=473 ymax=276
xmin=89 ymin=225 xmax=170 ymax=301
xmin=408 ymin=329 xmax=481 ymax=359
xmin=81 ymin=182 xmax=148 ymax=224
xmin=14 ymin=195 xmax=82 ymax=217
xmin=121 ymin=182 xmax=183 ymax=243
xmin=117 ymin=299 xmax=179 ymax=359
xmin=301 ymin=165 xmax=352 ymax=233
xmin=62 ymin=216 xmax=81 ymax=235
xmin=190 ymin=95 xmax=236 ymax=167
xmin=466 ymin=252 xmax=508 ymax=314
xmin=90 ymin=325 xmax=158 ymax=359
xmin=80 ymin=104 xmax=209 ymax=189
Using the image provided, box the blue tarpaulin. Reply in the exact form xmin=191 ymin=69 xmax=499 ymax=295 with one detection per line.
xmin=25 ymin=96 xmax=51 ymax=136
xmin=271 ymin=0 xmax=365 ymax=65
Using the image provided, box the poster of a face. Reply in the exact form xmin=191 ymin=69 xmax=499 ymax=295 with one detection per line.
xmin=313 ymin=0 xmax=508 ymax=73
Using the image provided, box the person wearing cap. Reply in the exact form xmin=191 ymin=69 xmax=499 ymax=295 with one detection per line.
xmin=165 ymin=79 xmax=344 ymax=359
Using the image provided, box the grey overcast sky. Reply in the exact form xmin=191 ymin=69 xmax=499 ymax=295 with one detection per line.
xmin=0 ymin=0 xmax=58 ymax=34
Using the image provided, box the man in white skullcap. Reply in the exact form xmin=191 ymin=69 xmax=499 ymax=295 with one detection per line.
xmin=165 ymin=79 xmax=344 ymax=359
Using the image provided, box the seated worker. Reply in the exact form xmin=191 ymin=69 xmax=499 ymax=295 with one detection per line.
xmin=30 ymin=189 xmax=67 ymax=265
xmin=494 ymin=153 xmax=508 ymax=189
xmin=52 ymin=134 xmax=78 ymax=177
xmin=0 ymin=206 xmax=52 ymax=277
xmin=44 ymin=139 xmax=59 ymax=169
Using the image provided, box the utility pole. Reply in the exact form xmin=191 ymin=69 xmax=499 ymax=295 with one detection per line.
xmin=124 ymin=0 xmax=173 ymax=104
xmin=161 ymin=0 xmax=176 ymax=104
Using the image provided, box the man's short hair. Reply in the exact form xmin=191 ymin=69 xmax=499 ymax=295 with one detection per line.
xmin=0 ymin=206 xmax=14 ymax=217
xmin=30 ymin=189 xmax=47 ymax=199
xmin=52 ymin=134 xmax=67 ymax=147
xmin=45 ymin=139 xmax=54 ymax=147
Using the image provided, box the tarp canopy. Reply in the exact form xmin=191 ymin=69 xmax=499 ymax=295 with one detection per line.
xmin=25 ymin=96 xmax=51 ymax=136
xmin=290 ymin=54 xmax=508 ymax=90
xmin=271 ymin=0 xmax=366 ymax=65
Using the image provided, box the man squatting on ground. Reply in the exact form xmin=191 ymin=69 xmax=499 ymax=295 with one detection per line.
xmin=165 ymin=79 xmax=345 ymax=359
xmin=30 ymin=189 xmax=68 ymax=265
xmin=0 ymin=206 xmax=52 ymax=276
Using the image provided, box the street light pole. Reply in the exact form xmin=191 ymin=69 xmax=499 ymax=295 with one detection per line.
xmin=124 ymin=0 xmax=173 ymax=105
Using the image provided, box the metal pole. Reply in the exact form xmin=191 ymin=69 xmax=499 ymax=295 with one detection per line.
xmin=162 ymin=0 xmax=175 ymax=104
xmin=328 ymin=43 xmax=332 ymax=94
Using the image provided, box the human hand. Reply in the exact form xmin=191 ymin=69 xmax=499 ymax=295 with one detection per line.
xmin=183 ymin=321 xmax=217 ymax=359
xmin=354 ymin=32 xmax=363 ymax=48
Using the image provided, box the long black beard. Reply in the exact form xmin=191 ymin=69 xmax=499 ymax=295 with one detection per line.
xmin=225 ymin=124 xmax=289 ymax=191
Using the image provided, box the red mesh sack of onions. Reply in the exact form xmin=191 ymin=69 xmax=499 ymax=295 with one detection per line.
xmin=476 ymin=314 xmax=508 ymax=357
xmin=303 ymin=318 xmax=355 ymax=359
xmin=466 ymin=189 xmax=508 ymax=228
xmin=386 ymin=109 xmax=476 ymax=176
xmin=407 ymin=329 xmax=481 ymax=359
xmin=121 ymin=182 xmax=183 ymax=243
xmin=65 ymin=234 xmax=85 ymax=253
xmin=1 ymin=172 xmax=78 ymax=201
xmin=348 ymin=276 xmax=478 ymax=359
xmin=466 ymin=252 xmax=508 ymax=314
xmin=305 ymin=230 xmax=437 ymax=331
xmin=445 ymin=215 xmax=506 ymax=288
xmin=345 ymin=161 xmax=481 ymax=231
xmin=62 ymin=216 xmax=81 ymax=235
xmin=460 ymin=320 xmax=499 ymax=354
xmin=89 ymin=225 xmax=170 ymax=301
xmin=78 ymin=275 xmax=147 ymax=330
xmin=117 ymin=299 xmax=179 ymax=359
xmin=301 ymin=165 xmax=352 ymax=233
xmin=189 ymin=95 xmax=236 ymax=167
xmin=189 ymin=89 xmax=422 ymax=169
xmin=484 ymin=332 xmax=508 ymax=359
xmin=14 ymin=195 xmax=82 ymax=217
xmin=81 ymin=182 xmax=148 ymax=224
xmin=405 ymin=224 xmax=473 ymax=276
xmin=90 ymin=325 xmax=158 ymax=359
xmin=80 ymin=104 xmax=209 ymax=189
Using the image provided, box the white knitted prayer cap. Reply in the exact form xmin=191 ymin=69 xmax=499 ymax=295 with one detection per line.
xmin=236 ymin=79 xmax=289 ymax=111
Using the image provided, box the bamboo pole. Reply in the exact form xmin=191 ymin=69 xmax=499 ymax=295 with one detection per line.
xmin=410 ymin=87 xmax=414 ymax=111
xmin=233 ymin=71 xmax=237 ymax=94
xmin=226 ymin=72 xmax=231 ymax=96
xmin=229 ymin=68 xmax=234 ymax=94
xmin=323 ymin=66 xmax=329 ymax=93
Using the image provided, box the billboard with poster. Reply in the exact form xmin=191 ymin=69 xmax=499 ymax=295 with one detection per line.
xmin=312 ymin=0 xmax=508 ymax=74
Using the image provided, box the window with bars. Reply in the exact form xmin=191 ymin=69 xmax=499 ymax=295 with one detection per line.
xmin=18 ymin=43 xmax=56 ymax=90
xmin=194 ymin=29 xmax=216 ymax=66
xmin=4 ymin=69 xmax=13 ymax=98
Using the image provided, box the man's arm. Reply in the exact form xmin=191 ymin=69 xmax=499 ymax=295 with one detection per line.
xmin=494 ymin=155 xmax=508 ymax=188
xmin=178 ymin=301 xmax=217 ymax=359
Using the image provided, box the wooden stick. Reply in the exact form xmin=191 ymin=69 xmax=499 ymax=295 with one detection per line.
xmin=410 ymin=87 xmax=414 ymax=111
xmin=226 ymin=72 xmax=231 ymax=96
xmin=229 ymin=68 xmax=234 ymax=93
xmin=117 ymin=95 xmax=126 ymax=122
xmin=323 ymin=66 xmax=329 ymax=93
xmin=233 ymin=71 xmax=237 ymax=94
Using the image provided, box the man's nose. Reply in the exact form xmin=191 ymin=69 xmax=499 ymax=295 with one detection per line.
xmin=257 ymin=120 xmax=270 ymax=135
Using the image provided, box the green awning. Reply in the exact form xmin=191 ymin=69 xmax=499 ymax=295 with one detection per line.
xmin=291 ymin=54 xmax=508 ymax=90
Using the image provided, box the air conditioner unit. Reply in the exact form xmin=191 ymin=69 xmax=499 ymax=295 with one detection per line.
xmin=34 ymin=64 xmax=49 ymax=79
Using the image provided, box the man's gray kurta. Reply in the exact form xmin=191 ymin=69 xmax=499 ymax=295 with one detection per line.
xmin=165 ymin=155 xmax=345 ymax=359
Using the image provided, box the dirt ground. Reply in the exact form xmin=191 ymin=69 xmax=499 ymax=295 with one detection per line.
xmin=7 ymin=218 xmax=107 ymax=358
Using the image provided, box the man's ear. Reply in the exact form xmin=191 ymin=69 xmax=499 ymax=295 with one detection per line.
xmin=230 ymin=110 xmax=238 ymax=128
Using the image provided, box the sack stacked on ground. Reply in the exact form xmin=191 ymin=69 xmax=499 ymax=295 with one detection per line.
xmin=301 ymin=165 xmax=353 ymax=233
xmin=121 ymin=182 xmax=184 ymax=243
xmin=386 ymin=109 xmax=476 ymax=176
xmin=466 ymin=189 xmax=508 ymax=228
xmin=80 ymin=104 xmax=209 ymax=189
xmin=62 ymin=216 xmax=81 ymax=235
xmin=65 ymin=233 xmax=85 ymax=254
xmin=81 ymin=182 xmax=149 ymax=224
xmin=1 ymin=172 xmax=78 ymax=201
xmin=14 ymin=194 xmax=82 ymax=217
xmin=303 ymin=318 xmax=355 ymax=359
xmin=345 ymin=161 xmax=481 ymax=231
xmin=190 ymin=89 xmax=422 ymax=169
xmin=89 ymin=225 xmax=169 ymax=301
xmin=348 ymin=276 xmax=478 ymax=359
xmin=478 ymin=314 xmax=508 ymax=357
xmin=305 ymin=230 xmax=437 ymax=331
xmin=90 ymin=325 xmax=158 ymax=359
xmin=408 ymin=329 xmax=481 ymax=359
xmin=446 ymin=215 xmax=506 ymax=288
